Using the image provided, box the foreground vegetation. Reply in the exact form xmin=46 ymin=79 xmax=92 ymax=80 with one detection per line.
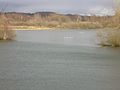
xmin=97 ymin=6 xmax=120 ymax=47
xmin=97 ymin=29 xmax=120 ymax=47
xmin=0 ymin=14 xmax=16 ymax=40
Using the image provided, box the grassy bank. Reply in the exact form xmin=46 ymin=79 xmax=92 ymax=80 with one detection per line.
xmin=11 ymin=21 xmax=103 ymax=30
xmin=9 ymin=17 xmax=117 ymax=30
xmin=12 ymin=26 xmax=52 ymax=30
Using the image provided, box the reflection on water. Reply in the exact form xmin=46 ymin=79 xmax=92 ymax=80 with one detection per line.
xmin=0 ymin=29 xmax=120 ymax=90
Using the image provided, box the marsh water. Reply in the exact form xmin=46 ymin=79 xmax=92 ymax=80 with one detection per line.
xmin=0 ymin=29 xmax=120 ymax=90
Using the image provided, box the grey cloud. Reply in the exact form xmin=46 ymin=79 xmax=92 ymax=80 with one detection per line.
xmin=0 ymin=0 xmax=113 ymax=14
xmin=0 ymin=1 xmax=29 ymax=12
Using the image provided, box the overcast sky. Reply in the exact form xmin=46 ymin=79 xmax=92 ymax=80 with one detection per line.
xmin=0 ymin=0 xmax=115 ymax=15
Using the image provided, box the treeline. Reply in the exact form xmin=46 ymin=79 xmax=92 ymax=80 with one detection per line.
xmin=0 ymin=12 xmax=112 ymax=29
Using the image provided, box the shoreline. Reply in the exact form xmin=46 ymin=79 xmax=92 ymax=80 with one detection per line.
xmin=11 ymin=26 xmax=107 ymax=30
xmin=11 ymin=26 xmax=53 ymax=30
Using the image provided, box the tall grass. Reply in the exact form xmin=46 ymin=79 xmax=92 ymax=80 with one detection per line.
xmin=97 ymin=6 xmax=120 ymax=47
xmin=60 ymin=22 xmax=103 ymax=29
xmin=97 ymin=29 xmax=120 ymax=47
xmin=0 ymin=14 xmax=16 ymax=40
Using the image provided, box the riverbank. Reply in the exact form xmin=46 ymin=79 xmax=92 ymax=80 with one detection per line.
xmin=11 ymin=26 xmax=116 ymax=31
xmin=11 ymin=21 xmax=103 ymax=30
xmin=12 ymin=26 xmax=53 ymax=30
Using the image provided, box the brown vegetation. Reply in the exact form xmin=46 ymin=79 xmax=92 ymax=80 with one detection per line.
xmin=97 ymin=6 xmax=120 ymax=47
xmin=97 ymin=29 xmax=120 ymax=47
xmin=1 ymin=10 xmax=120 ymax=46
xmin=2 ymin=12 xmax=111 ymax=29
xmin=0 ymin=13 xmax=16 ymax=40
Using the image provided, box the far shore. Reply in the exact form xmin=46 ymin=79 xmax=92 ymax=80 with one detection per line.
xmin=11 ymin=26 xmax=53 ymax=30
xmin=11 ymin=26 xmax=115 ymax=31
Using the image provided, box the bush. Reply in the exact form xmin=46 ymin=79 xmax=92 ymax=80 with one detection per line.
xmin=97 ymin=5 xmax=120 ymax=47
xmin=60 ymin=22 xmax=102 ymax=29
xmin=0 ymin=14 xmax=16 ymax=40
xmin=97 ymin=29 xmax=120 ymax=47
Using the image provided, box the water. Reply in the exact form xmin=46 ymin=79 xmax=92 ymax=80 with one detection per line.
xmin=0 ymin=29 xmax=120 ymax=90
xmin=15 ymin=29 xmax=97 ymax=46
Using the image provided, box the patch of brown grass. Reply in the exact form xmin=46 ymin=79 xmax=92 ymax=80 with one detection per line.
xmin=0 ymin=14 xmax=16 ymax=40
xmin=97 ymin=29 xmax=120 ymax=47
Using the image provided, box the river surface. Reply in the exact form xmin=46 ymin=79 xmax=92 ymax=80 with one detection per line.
xmin=0 ymin=29 xmax=120 ymax=90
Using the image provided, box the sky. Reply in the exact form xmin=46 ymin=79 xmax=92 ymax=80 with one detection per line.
xmin=0 ymin=0 xmax=115 ymax=15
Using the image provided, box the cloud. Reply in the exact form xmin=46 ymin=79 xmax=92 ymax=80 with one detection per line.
xmin=0 ymin=1 xmax=28 ymax=12
xmin=89 ymin=7 xmax=114 ymax=16
xmin=0 ymin=0 xmax=114 ymax=15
